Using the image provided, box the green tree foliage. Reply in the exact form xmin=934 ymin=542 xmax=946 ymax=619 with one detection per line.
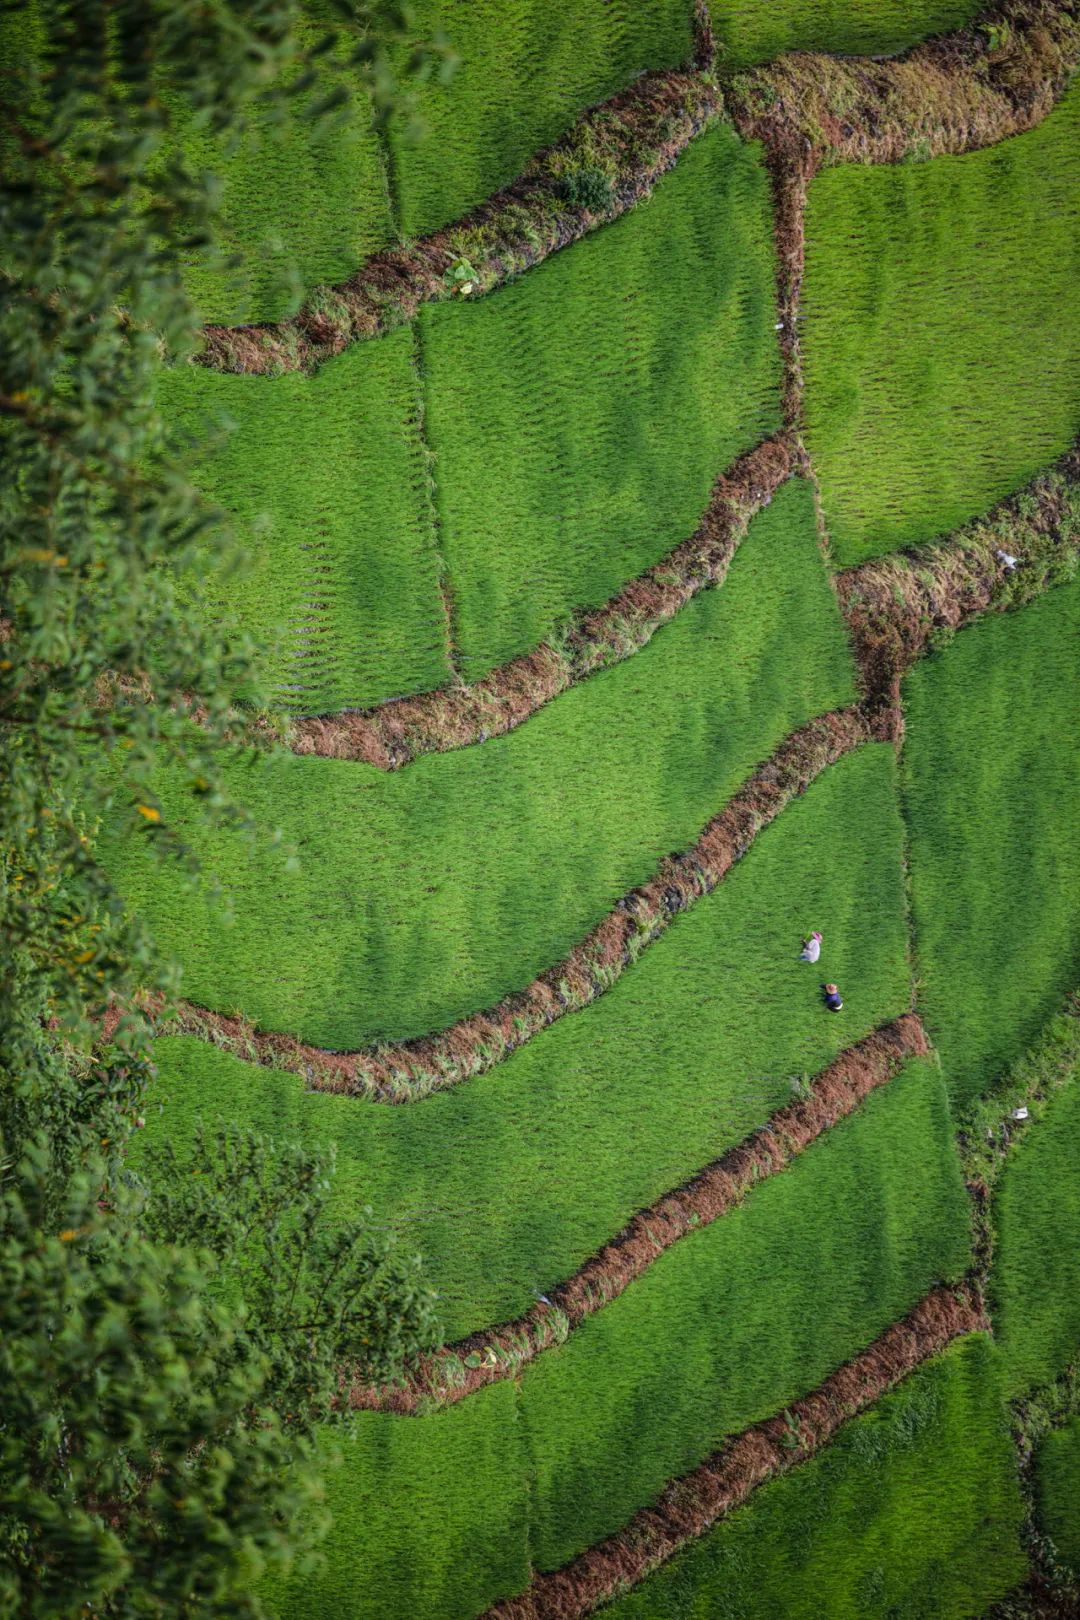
xmin=0 ymin=3 xmax=441 ymax=1611
xmin=139 ymin=1126 xmax=440 ymax=1421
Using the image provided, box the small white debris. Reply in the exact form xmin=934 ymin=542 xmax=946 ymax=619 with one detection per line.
xmin=1011 ymin=1106 xmax=1030 ymax=1122
xmin=996 ymin=549 xmax=1020 ymax=572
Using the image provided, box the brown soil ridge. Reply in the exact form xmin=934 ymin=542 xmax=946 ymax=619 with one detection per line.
xmin=195 ymin=69 xmax=721 ymax=376
xmin=836 ymin=440 xmax=1080 ymax=711
xmin=345 ymin=1014 xmax=929 ymax=1414
xmin=191 ymin=2 xmax=1079 ymax=380
xmin=163 ymin=703 xmax=885 ymax=1099
xmin=726 ymin=0 xmax=1080 ymax=173
xmin=288 ymin=434 xmax=796 ymax=766
xmin=482 ymin=1282 xmax=987 ymax=1620
xmin=159 ymin=454 xmax=1080 ymax=1101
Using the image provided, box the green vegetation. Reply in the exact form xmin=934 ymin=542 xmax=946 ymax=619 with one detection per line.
xmin=161 ymin=58 xmax=393 ymax=326
xmin=0 ymin=3 xmax=438 ymax=1611
xmin=420 ymin=125 xmax=781 ymax=681
xmin=604 ymin=1335 xmax=1026 ymax=1620
xmin=156 ymin=331 xmax=452 ymax=716
xmin=156 ymin=125 xmax=780 ymax=717
xmin=709 ymin=0 xmax=979 ymax=70
xmin=136 ymin=743 xmax=910 ymax=1343
xmin=902 ymin=575 xmax=1080 ymax=1107
xmin=991 ymin=1067 xmax=1080 ymax=1397
xmin=521 ymin=1057 xmax=970 ymax=1570
xmin=105 ymin=479 xmax=853 ymax=1049
xmin=801 ymin=80 xmax=1080 ymax=565
xmin=266 ymin=1384 xmax=529 ymax=1620
xmin=255 ymin=1056 xmax=966 ymax=1618
xmin=388 ymin=0 xmax=693 ymax=239
xmin=1036 ymin=1417 xmax=1080 ymax=1573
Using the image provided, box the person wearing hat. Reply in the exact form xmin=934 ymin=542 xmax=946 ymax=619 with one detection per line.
xmin=798 ymin=931 xmax=822 ymax=963
xmin=822 ymin=983 xmax=844 ymax=1012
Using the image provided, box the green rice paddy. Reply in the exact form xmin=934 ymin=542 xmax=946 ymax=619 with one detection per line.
xmin=270 ymin=1384 xmax=529 ymax=1620
xmin=991 ymin=1064 xmax=1080 ymax=1397
xmin=160 ymin=41 xmax=393 ymax=326
xmin=902 ymin=575 xmax=1080 ymax=1108
xmin=157 ymin=331 xmax=451 ymax=716
xmin=138 ymin=743 xmax=911 ymax=1343
xmin=603 ymin=1336 xmax=1026 ymax=1620
xmin=161 ymin=123 xmax=780 ymax=714
xmin=520 ymin=1057 xmax=969 ymax=1571
xmin=1035 ymin=1418 xmax=1080 ymax=1575
xmin=802 ymin=80 xmax=1080 ymax=565
xmin=419 ymin=124 xmax=781 ymax=681
xmin=107 ymin=480 xmax=852 ymax=1049
xmin=255 ymin=1058 xmax=967 ymax=1619
xmin=709 ymin=0 xmax=980 ymax=70
xmin=387 ymin=0 xmax=693 ymax=239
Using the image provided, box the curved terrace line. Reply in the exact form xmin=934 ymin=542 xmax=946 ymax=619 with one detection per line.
xmin=288 ymin=434 xmax=797 ymax=766
xmin=162 ymin=455 xmax=1080 ymax=1099
xmin=266 ymin=326 xmax=1076 ymax=771
xmin=480 ymin=1282 xmax=987 ymax=1620
xmin=192 ymin=0 xmax=1079 ymax=378
xmin=837 ymin=439 xmax=1080 ymax=711
xmin=162 ymin=702 xmax=886 ymax=1098
xmin=725 ymin=0 xmax=1080 ymax=174
xmin=344 ymin=1015 xmax=929 ymax=1413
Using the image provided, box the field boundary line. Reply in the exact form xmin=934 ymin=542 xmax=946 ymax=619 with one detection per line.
xmin=991 ymin=1357 xmax=1080 ymax=1615
xmin=287 ymin=434 xmax=796 ymax=764
xmin=953 ymin=989 xmax=1080 ymax=1300
xmin=190 ymin=0 xmax=1079 ymax=378
xmin=194 ymin=68 xmax=722 ymax=376
xmin=153 ymin=455 xmax=1080 ymax=1096
xmin=341 ymin=1016 xmax=929 ymax=1412
xmin=479 ymin=1282 xmax=987 ymax=1620
xmin=151 ymin=703 xmax=884 ymax=1097
xmin=726 ymin=0 xmax=1079 ymax=176
xmin=836 ymin=440 xmax=1080 ymax=715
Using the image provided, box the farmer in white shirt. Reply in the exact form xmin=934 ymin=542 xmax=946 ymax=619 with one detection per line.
xmin=798 ymin=931 xmax=822 ymax=964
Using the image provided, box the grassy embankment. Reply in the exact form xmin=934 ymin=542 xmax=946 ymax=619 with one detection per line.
xmin=385 ymin=0 xmax=693 ymax=239
xmin=415 ymin=124 xmax=780 ymax=682
xmin=991 ymin=1060 xmax=1080 ymax=1397
xmin=601 ymin=1335 xmax=1025 ymax=1620
xmin=902 ymin=575 xmax=1080 ymax=1109
xmin=159 ymin=122 xmax=779 ymax=717
xmin=707 ymin=0 xmax=980 ymax=69
xmin=518 ymin=1055 xmax=969 ymax=1572
xmin=105 ymin=481 xmax=850 ymax=1050
xmin=138 ymin=743 xmax=910 ymax=1341
xmin=801 ymin=80 xmax=1080 ymax=566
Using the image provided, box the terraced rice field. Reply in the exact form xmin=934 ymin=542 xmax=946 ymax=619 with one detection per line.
xmin=110 ymin=1 xmax=1080 ymax=1613
xmin=108 ymin=480 xmax=853 ymax=1046
xmin=603 ymin=1336 xmax=1026 ymax=1619
xmin=903 ymin=575 xmax=1080 ymax=1107
xmin=802 ymin=78 xmax=1080 ymax=564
